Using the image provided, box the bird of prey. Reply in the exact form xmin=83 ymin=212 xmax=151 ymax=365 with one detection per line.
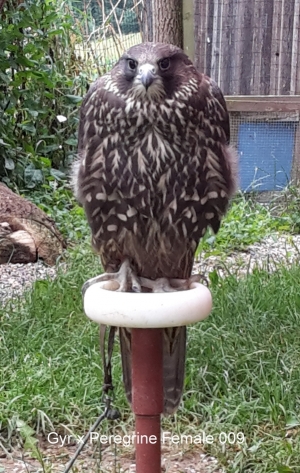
xmin=72 ymin=42 xmax=237 ymax=414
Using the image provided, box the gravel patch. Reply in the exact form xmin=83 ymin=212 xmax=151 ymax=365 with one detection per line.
xmin=194 ymin=233 xmax=300 ymax=278
xmin=1 ymin=233 xmax=300 ymax=307
xmin=0 ymin=443 xmax=223 ymax=473
xmin=0 ymin=260 xmax=59 ymax=306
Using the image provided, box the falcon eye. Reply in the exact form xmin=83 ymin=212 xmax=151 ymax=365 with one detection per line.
xmin=128 ymin=59 xmax=137 ymax=71
xmin=158 ymin=58 xmax=170 ymax=71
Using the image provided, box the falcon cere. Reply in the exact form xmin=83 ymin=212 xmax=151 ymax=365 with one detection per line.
xmin=47 ymin=431 xmax=245 ymax=446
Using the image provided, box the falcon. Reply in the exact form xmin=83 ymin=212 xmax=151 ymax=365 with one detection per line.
xmin=72 ymin=42 xmax=237 ymax=414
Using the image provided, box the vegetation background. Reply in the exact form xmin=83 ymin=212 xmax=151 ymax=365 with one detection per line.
xmin=0 ymin=0 xmax=140 ymax=192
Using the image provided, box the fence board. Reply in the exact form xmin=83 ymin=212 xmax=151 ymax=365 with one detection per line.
xmin=218 ymin=0 xmax=231 ymax=92
xmin=261 ymin=0 xmax=274 ymax=95
xmin=291 ymin=0 xmax=300 ymax=93
xmin=251 ymin=0 xmax=263 ymax=93
xmin=193 ymin=0 xmax=300 ymax=95
xmin=194 ymin=0 xmax=207 ymax=72
xmin=239 ymin=0 xmax=254 ymax=95
xmin=279 ymin=0 xmax=294 ymax=94
xmin=231 ymin=0 xmax=243 ymax=95
xmin=210 ymin=0 xmax=221 ymax=82
xmin=226 ymin=95 xmax=300 ymax=113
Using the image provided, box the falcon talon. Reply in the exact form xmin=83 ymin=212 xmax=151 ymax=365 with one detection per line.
xmin=138 ymin=276 xmax=202 ymax=293
xmin=198 ymin=274 xmax=209 ymax=287
xmin=132 ymin=284 xmax=141 ymax=293
xmin=81 ymin=272 xmax=118 ymax=296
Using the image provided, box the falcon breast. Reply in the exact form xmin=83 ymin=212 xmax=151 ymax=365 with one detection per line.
xmin=72 ymin=42 xmax=238 ymax=413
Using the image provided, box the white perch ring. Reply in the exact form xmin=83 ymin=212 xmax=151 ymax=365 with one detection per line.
xmin=83 ymin=281 xmax=212 ymax=328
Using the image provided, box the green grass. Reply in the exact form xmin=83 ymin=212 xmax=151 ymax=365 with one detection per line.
xmin=181 ymin=264 xmax=300 ymax=472
xmin=1 ymin=188 xmax=300 ymax=471
xmin=0 ymin=245 xmax=129 ymax=434
xmin=1 ymin=246 xmax=300 ymax=471
xmin=197 ymin=191 xmax=299 ymax=256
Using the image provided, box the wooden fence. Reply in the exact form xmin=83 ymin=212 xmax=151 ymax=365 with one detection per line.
xmin=193 ymin=0 xmax=300 ymax=95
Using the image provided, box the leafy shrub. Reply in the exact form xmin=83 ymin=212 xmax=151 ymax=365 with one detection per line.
xmin=0 ymin=0 xmax=90 ymax=189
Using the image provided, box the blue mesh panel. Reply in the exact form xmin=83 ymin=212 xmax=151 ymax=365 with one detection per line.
xmin=237 ymin=122 xmax=296 ymax=191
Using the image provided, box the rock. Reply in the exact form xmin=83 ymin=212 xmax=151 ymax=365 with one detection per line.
xmin=0 ymin=183 xmax=66 ymax=265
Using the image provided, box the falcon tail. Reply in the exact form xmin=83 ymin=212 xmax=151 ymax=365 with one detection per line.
xmin=119 ymin=326 xmax=186 ymax=415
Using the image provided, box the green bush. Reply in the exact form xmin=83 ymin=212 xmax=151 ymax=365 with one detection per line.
xmin=0 ymin=0 xmax=89 ymax=189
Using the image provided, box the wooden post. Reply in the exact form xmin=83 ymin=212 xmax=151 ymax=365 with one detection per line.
xmin=183 ymin=0 xmax=195 ymax=61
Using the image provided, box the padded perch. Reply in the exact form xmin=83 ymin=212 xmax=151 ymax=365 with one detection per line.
xmin=83 ymin=277 xmax=212 ymax=328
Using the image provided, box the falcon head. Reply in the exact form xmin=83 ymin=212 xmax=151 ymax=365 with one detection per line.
xmin=112 ymin=42 xmax=196 ymax=101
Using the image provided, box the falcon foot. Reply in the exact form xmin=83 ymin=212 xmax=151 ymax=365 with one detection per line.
xmin=82 ymin=259 xmax=207 ymax=296
xmin=140 ymin=274 xmax=205 ymax=292
xmin=82 ymin=259 xmax=141 ymax=295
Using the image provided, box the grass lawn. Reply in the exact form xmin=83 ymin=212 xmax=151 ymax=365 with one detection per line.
xmin=1 ymin=189 xmax=300 ymax=472
xmin=1 ymin=237 xmax=300 ymax=472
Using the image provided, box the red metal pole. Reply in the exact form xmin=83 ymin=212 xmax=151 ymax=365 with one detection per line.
xmin=131 ymin=328 xmax=163 ymax=473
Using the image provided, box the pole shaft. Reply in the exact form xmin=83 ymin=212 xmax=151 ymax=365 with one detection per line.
xmin=132 ymin=328 xmax=163 ymax=472
xmin=135 ymin=415 xmax=161 ymax=472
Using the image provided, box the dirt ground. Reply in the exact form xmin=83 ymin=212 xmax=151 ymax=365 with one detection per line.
xmin=0 ymin=436 xmax=224 ymax=473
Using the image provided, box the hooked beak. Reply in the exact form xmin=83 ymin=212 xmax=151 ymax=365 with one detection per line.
xmin=139 ymin=64 xmax=156 ymax=90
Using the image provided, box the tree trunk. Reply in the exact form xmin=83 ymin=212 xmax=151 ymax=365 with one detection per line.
xmin=143 ymin=0 xmax=183 ymax=48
